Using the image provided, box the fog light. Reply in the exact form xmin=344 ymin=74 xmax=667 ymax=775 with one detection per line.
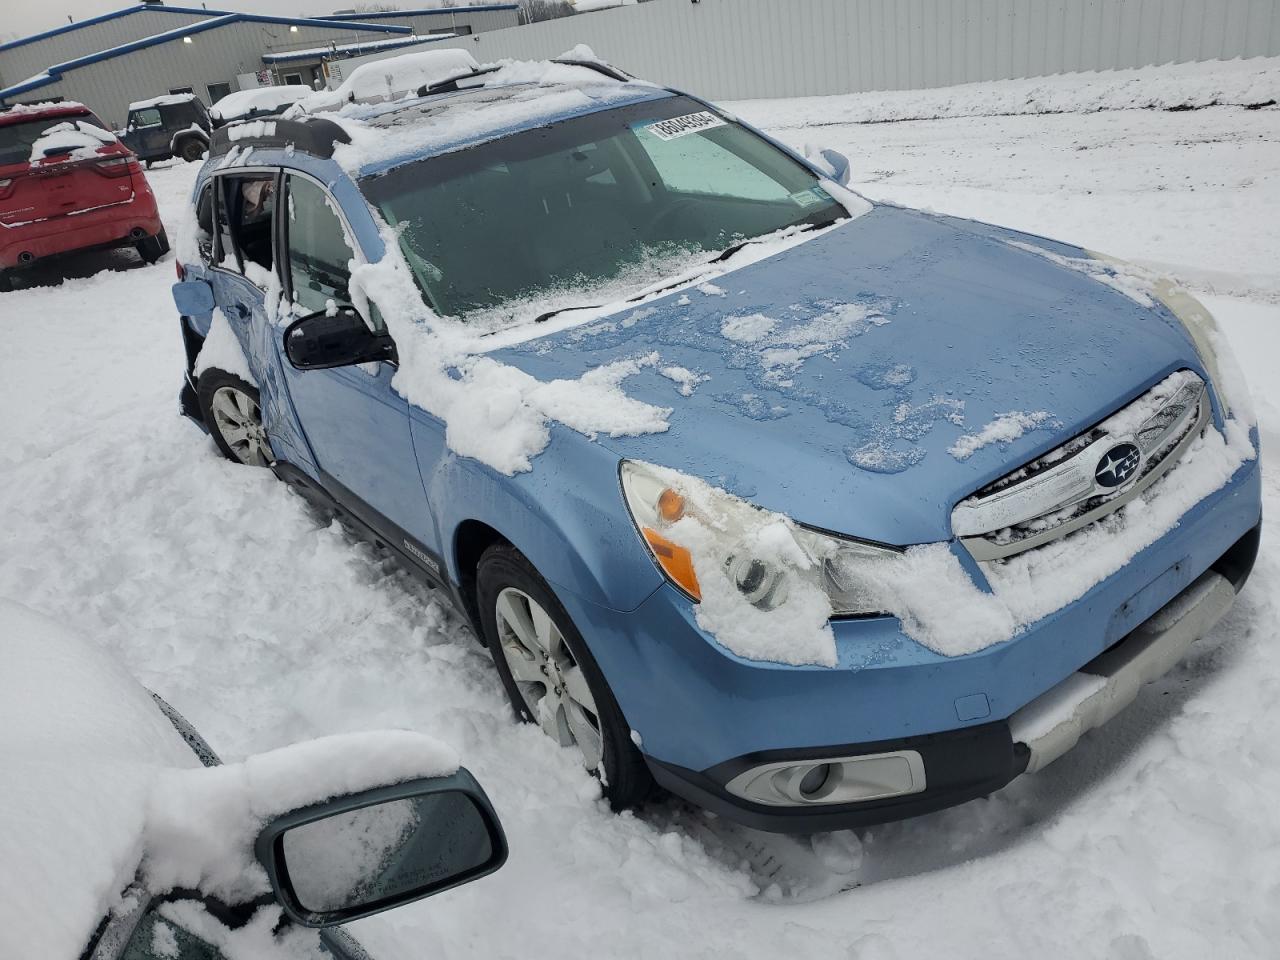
xmin=727 ymin=751 xmax=926 ymax=807
xmin=798 ymin=763 xmax=832 ymax=797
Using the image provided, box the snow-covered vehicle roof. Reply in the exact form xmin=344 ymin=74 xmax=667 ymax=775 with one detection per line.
xmin=128 ymin=92 xmax=201 ymax=112
xmin=210 ymin=85 xmax=309 ymax=124
xmin=0 ymin=599 xmax=499 ymax=958
xmin=0 ymin=599 xmax=204 ymax=958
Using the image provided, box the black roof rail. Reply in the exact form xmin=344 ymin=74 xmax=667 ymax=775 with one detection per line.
xmin=208 ymin=116 xmax=351 ymax=160
xmin=413 ymin=57 xmax=634 ymax=100
xmin=417 ymin=65 xmax=502 ymax=97
xmin=548 ymin=57 xmax=635 ymax=82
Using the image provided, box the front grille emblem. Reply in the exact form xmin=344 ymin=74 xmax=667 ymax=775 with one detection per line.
xmin=1093 ymin=442 xmax=1142 ymax=488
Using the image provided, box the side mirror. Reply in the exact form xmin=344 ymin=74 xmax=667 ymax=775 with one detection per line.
xmin=172 ymin=278 xmax=215 ymax=316
xmin=255 ymin=768 xmax=507 ymax=928
xmin=803 ymin=144 xmax=852 ymax=187
xmin=284 ymin=306 xmax=396 ymax=370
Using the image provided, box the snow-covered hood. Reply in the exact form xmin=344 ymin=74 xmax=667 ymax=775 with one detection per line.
xmin=0 ymin=600 xmax=201 ymax=959
xmin=493 ymin=206 xmax=1206 ymax=545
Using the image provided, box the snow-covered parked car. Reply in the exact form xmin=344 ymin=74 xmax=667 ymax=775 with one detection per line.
xmin=170 ymin=51 xmax=1261 ymax=834
xmin=0 ymin=599 xmax=507 ymax=959
xmin=0 ymin=101 xmax=167 ymax=290
xmin=210 ymin=86 xmax=310 ymax=128
xmin=120 ymin=93 xmax=211 ymax=166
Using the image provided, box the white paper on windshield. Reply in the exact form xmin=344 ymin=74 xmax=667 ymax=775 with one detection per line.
xmin=643 ymin=111 xmax=727 ymax=141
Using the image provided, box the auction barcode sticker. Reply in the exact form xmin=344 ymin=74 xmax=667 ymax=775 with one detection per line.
xmin=644 ymin=111 xmax=727 ymax=141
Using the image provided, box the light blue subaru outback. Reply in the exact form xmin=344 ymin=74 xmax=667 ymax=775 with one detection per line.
xmin=173 ymin=54 xmax=1261 ymax=833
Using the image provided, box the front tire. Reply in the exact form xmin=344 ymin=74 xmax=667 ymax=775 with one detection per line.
xmin=477 ymin=544 xmax=653 ymax=809
xmin=196 ymin=369 xmax=273 ymax=467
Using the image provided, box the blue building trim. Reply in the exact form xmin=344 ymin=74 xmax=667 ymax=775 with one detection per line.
xmin=325 ymin=4 xmax=520 ymax=20
xmin=262 ymin=34 xmax=456 ymax=65
xmin=0 ymin=13 xmax=412 ymax=102
xmin=0 ymin=5 xmax=230 ymax=53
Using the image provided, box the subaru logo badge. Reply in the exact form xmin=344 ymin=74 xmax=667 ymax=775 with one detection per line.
xmin=1095 ymin=442 xmax=1141 ymax=488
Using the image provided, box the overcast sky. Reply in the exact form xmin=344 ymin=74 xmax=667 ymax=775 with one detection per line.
xmin=3 ymin=1 xmax=439 ymax=42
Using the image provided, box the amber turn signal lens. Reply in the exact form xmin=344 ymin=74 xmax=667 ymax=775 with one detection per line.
xmin=642 ymin=527 xmax=700 ymax=601
xmin=657 ymin=488 xmax=686 ymax=523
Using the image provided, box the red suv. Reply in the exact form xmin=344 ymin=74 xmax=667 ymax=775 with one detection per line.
xmin=0 ymin=101 xmax=167 ymax=291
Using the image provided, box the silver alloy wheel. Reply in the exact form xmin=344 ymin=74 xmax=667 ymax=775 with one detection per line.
xmin=494 ymin=586 xmax=604 ymax=771
xmin=209 ymin=385 xmax=273 ymax=467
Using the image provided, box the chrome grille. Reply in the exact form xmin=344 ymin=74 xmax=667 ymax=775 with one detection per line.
xmin=953 ymin=371 xmax=1208 ymax=562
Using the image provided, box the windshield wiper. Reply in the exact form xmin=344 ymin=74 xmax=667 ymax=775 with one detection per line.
xmin=532 ymin=217 xmax=847 ymax=324
xmin=710 ymin=216 xmax=844 ymax=263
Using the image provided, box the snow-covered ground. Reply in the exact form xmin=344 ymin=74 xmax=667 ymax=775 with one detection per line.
xmin=2 ymin=60 xmax=1279 ymax=958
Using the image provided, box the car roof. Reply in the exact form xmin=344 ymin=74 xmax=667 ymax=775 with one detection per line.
xmin=0 ymin=101 xmax=96 ymax=127
xmin=337 ymin=77 xmax=674 ymax=176
xmin=0 ymin=600 xmax=201 ymax=959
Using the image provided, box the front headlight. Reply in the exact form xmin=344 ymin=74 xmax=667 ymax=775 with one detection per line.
xmin=619 ymin=460 xmax=898 ymax=618
xmin=1091 ymin=251 xmax=1246 ymax=422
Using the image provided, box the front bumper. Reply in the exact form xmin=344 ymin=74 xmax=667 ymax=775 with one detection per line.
xmin=645 ymin=520 xmax=1258 ymax=833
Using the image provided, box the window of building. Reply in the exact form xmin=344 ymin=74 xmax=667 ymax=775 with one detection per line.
xmin=284 ymin=174 xmax=359 ymax=318
xmin=207 ymin=82 xmax=232 ymax=104
xmin=168 ymin=86 xmax=194 ymax=95
xmin=215 ymin=173 xmax=277 ymax=286
xmin=453 ymin=25 xmax=473 ymax=35
xmin=282 ymin=73 xmax=304 ymax=85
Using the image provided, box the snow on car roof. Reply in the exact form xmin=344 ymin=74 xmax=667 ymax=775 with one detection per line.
xmin=334 ymin=61 xmax=667 ymax=175
xmin=0 ymin=100 xmax=94 ymax=125
xmin=128 ymin=92 xmax=199 ymax=111
xmin=0 ymin=600 xmax=201 ymax=960
xmin=210 ymin=85 xmax=308 ymax=122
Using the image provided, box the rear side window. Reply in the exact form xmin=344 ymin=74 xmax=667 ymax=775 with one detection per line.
xmin=130 ymin=108 xmax=162 ymax=129
xmin=214 ymin=173 xmax=277 ymax=287
xmin=0 ymin=113 xmax=104 ymax=165
xmin=284 ymin=174 xmax=357 ymax=317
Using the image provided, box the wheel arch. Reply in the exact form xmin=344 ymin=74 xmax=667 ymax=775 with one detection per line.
xmin=429 ymin=436 xmax=664 ymax=620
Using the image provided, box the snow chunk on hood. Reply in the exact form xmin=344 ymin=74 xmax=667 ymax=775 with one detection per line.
xmin=949 ymin=410 xmax=1053 ymax=461
xmin=347 ymin=222 xmax=672 ymax=475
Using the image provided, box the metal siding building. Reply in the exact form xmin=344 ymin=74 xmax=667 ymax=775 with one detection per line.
xmin=0 ymin=3 xmax=519 ymax=127
xmin=0 ymin=6 xmax=212 ymax=88
xmin=422 ymin=0 xmax=1280 ymax=101
xmin=326 ymin=6 xmax=527 ymax=38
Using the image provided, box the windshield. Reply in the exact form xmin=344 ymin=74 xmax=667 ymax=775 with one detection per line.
xmin=359 ymin=95 xmax=847 ymax=324
xmin=0 ymin=112 xmax=104 ymax=165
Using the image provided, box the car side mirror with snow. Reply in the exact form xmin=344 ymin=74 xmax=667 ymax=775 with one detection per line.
xmin=284 ymin=305 xmax=397 ymax=370
xmin=803 ymin=145 xmax=852 ymax=187
xmin=255 ymin=768 xmax=507 ymax=928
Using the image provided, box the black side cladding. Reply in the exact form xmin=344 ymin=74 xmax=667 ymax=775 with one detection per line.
xmin=208 ymin=117 xmax=351 ymax=160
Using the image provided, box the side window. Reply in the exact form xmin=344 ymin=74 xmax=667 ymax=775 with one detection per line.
xmin=130 ymin=108 xmax=162 ymax=130
xmin=195 ymin=182 xmax=215 ymax=264
xmin=634 ymin=124 xmax=790 ymax=202
xmin=120 ymin=904 xmax=226 ymax=960
xmin=285 ymin=175 xmax=361 ymax=320
xmin=214 ymin=174 xmax=277 ymax=287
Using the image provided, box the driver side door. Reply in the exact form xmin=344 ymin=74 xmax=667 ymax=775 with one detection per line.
xmin=276 ymin=172 xmax=438 ymax=564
